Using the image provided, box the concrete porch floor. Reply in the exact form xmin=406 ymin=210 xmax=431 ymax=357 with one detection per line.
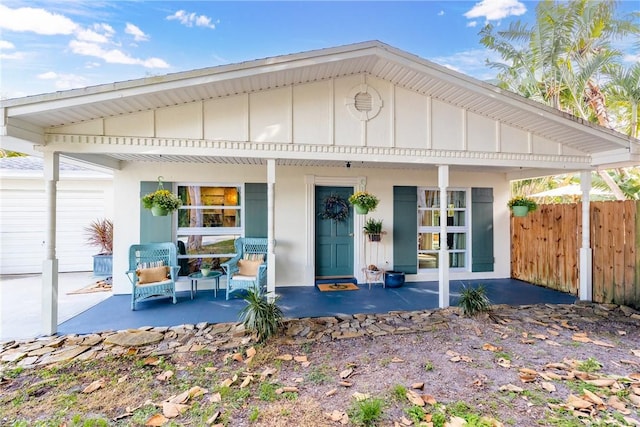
xmin=1 ymin=273 xmax=577 ymax=341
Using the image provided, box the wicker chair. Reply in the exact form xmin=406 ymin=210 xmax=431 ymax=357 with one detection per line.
xmin=126 ymin=242 xmax=180 ymax=310
xmin=221 ymin=238 xmax=268 ymax=300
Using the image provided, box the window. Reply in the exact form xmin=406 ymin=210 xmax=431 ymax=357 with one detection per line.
xmin=176 ymin=184 xmax=242 ymax=274
xmin=417 ymin=188 xmax=468 ymax=270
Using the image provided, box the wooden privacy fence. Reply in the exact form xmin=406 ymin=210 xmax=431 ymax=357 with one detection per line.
xmin=511 ymin=201 xmax=640 ymax=308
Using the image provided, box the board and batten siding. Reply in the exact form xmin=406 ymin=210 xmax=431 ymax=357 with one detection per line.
xmin=0 ymin=179 xmax=112 ymax=274
xmin=47 ymin=75 xmax=578 ymax=160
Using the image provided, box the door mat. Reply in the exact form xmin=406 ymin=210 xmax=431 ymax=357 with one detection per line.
xmin=317 ymin=283 xmax=359 ymax=292
xmin=67 ymin=279 xmax=112 ymax=295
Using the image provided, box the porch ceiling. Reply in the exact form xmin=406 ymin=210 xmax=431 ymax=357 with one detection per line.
xmin=3 ymin=41 xmax=636 ymax=158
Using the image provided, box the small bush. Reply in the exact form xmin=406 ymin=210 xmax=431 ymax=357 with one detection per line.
xmin=348 ymin=397 xmax=384 ymax=426
xmin=458 ymin=285 xmax=492 ymax=316
xmin=238 ymin=286 xmax=283 ymax=343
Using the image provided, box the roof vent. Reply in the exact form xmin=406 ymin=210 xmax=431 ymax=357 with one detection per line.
xmin=354 ymin=92 xmax=372 ymax=112
xmin=345 ymin=84 xmax=382 ymax=121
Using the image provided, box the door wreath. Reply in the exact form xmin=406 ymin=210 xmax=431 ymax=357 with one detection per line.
xmin=319 ymin=194 xmax=350 ymax=222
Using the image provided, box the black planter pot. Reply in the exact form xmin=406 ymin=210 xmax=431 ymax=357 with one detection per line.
xmin=384 ymin=271 xmax=405 ymax=288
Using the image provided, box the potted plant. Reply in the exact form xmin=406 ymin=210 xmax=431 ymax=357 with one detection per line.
xmin=200 ymin=261 xmax=212 ymax=277
xmin=363 ymin=218 xmax=385 ymax=242
xmin=142 ymin=177 xmax=182 ymax=216
xmin=84 ymin=218 xmax=113 ymax=277
xmin=507 ymin=196 xmax=538 ymax=217
xmin=348 ymin=191 xmax=379 ymax=215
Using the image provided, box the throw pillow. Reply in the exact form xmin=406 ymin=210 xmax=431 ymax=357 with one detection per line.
xmin=137 ymin=266 xmax=170 ymax=284
xmin=237 ymin=259 xmax=262 ymax=276
xmin=243 ymin=253 xmax=265 ymax=262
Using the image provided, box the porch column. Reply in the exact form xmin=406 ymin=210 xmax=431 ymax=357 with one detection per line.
xmin=266 ymin=159 xmax=276 ymax=301
xmin=579 ymin=171 xmax=593 ymax=301
xmin=42 ymin=152 xmax=59 ymax=336
xmin=438 ymin=165 xmax=450 ymax=308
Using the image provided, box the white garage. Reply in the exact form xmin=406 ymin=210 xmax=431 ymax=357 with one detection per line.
xmin=0 ymin=157 xmax=113 ymax=275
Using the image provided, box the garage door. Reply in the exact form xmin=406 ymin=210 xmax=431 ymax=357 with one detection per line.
xmin=0 ymin=185 xmax=108 ymax=275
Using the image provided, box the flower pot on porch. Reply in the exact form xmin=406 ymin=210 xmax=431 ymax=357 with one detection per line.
xmin=354 ymin=204 xmax=369 ymax=215
xmin=511 ymin=206 xmax=529 ymax=217
xmin=151 ymin=205 xmax=169 ymax=216
xmin=384 ymin=271 xmax=405 ymax=288
xmin=92 ymin=254 xmax=113 ymax=277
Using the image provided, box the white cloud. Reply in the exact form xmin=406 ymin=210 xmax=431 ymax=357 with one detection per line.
xmin=0 ymin=40 xmax=15 ymax=49
xmin=464 ymin=0 xmax=526 ymax=22
xmin=0 ymin=4 xmax=77 ymax=35
xmin=467 ymin=21 xmax=478 ymax=28
xmin=76 ymin=28 xmax=110 ymax=44
xmin=37 ymin=71 xmax=89 ymax=90
xmin=0 ymin=39 xmax=23 ymax=59
xmin=69 ymin=40 xmax=169 ymax=68
xmin=37 ymin=71 xmax=58 ymax=80
xmin=125 ymin=23 xmax=149 ymax=42
xmin=438 ymin=10 xmax=445 ymax=16
xmin=167 ymin=10 xmax=218 ymax=29
xmin=431 ymin=48 xmax=502 ymax=81
xmin=623 ymin=53 xmax=640 ymax=64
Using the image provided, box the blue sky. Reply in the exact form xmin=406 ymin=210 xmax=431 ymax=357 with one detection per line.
xmin=1 ymin=1 xmax=638 ymax=99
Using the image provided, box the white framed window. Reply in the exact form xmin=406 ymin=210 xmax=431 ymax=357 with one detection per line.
xmin=417 ymin=188 xmax=469 ymax=270
xmin=176 ymin=184 xmax=243 ymax=274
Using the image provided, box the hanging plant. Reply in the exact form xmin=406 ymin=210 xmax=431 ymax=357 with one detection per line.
xmin=348 ymin=191 xmax=379 ymax=215
xmin=142 ymin=176 xmax=182 ymax=216
xmin=319 ymin=194 xmax=350 ymax=222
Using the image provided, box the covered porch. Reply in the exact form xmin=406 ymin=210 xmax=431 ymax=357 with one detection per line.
xmin=56 ymin=278 xmax=576 ymax=336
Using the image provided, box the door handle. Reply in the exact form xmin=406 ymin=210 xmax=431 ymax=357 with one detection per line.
xmin=349 ymin=233 xmax=354 ymax=237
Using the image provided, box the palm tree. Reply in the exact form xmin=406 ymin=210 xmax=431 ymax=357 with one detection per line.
xmin=481 ymin=0 xmax=639 ymax=200
xmin=605 ymin=63 xmax=640 ymax=138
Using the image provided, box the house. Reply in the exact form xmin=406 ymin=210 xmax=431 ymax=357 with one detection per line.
xmin=1 ymin=41 xmax=638 ymax=335
xmin=0 ymin=156 xmax=113 ymax=274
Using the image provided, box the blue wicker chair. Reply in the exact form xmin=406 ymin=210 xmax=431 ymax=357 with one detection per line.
xmin=221 ymin=238 xmax=268 ymax=300
xmin=127 ymin=242 xmax=180 ymax=310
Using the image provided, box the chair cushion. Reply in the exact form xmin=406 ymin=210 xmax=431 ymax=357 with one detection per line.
xmin=237 ymin=259 xmax=262 ymax=276
xmin=137 ymin=266 xmax=170 ymax=284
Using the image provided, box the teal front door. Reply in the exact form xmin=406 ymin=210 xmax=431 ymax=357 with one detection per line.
xmin=315 ymin=186 xmax=354 ymax=278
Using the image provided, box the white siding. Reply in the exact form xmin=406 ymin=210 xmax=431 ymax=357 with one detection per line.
xmin=0 ymin=179 xmax=113 ymax=275
xmin=111 ymin=162 xmax=509 ymax=294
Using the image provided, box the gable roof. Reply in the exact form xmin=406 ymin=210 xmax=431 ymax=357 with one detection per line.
xmin=2 ymin=41 xmax=638 ymax=169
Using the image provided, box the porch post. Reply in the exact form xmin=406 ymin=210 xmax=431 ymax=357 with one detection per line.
xmin=438 ymin=165 xmax=449 ymax=308
xmin=42 ymin=152 xmax=59 ymax=336
xmin=579 ymin=170 xmax=592 ymax=301
xmin=266 ymin=159 xmax=276 ymax=301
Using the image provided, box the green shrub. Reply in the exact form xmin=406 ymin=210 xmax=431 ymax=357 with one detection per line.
xmin=239 ymin=286 xmax=283 ymax=342
xmin=458 ymin=285 xmax=492 ymax=316
xmin=348 ymin=397 xmax=384 ymax=426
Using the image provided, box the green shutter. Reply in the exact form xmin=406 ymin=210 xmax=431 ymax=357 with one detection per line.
xmin=140 ymin=181 xmax=173 ymax=243
xmin=245 ymin=183 xmax=267 ymax=238
xmin=393 ymin=186 xmax=418 ymax=274
xmin=471 ymin=187 xmax=494 ymax=272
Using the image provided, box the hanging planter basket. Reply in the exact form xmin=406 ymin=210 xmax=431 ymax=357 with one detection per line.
xmin=142 ymin=176 xmax=182 ymax=217
xmin=511 ymin=206 xmax=529 ymax=217
xmin=151 ymin=205 xmax=169 ymax=217
xmin=355 ymin=204 xmax=369 ymax=215
xmin=367 ymin=233 xmax=382 ymax=242
xmin=348 ymin=191 xmax=379 ymax=215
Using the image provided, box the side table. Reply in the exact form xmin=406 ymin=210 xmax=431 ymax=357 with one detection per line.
xmin=188 ymin=271 xmax=222 ymax=299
